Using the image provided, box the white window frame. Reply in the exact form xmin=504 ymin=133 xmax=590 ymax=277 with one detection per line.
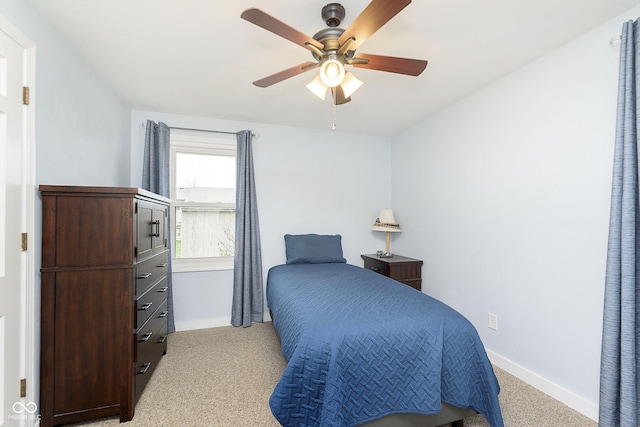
xmin=170 ymin=132 xmax=236 ymax=272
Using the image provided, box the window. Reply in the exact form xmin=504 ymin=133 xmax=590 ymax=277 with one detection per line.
xmin=170 ymin=131 xmax=236 ymax=272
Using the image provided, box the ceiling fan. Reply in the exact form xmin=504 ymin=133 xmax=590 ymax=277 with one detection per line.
xmin=241 ymin=0 xmax=428 ymax=105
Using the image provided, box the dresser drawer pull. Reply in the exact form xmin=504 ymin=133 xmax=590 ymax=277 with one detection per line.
xmin=158 ymin=335 xmax=167 ymax=344
xmin=140 ymin=332 xmax=153 ymax=342
xmin=137 ymin=273 xmax=152 ymax=279
xmin=159 ymin=311 xmax=169 ymax=318
xmin=140 ymin=302 xmax=153 ymax=311
xmin=157 ymin=262 xmax=168 ymax=268
xmin=138 ymin=362 xmax=151 ymax=375
xmin=369 ymin=266 xmax=379 ymax=271
xmin=158 ymin=286 xmax=169 ymax=293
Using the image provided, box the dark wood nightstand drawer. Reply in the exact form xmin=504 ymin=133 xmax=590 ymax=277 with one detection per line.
xmin=363 ymin=257 xmax=390 ymax=276
xmin=389 ymin=262 xmax=421 ymax=281
xmin=361 ymin=254 xmax=423 ymax=291
xmin=397 ymin=278 xmax=422 ymax=290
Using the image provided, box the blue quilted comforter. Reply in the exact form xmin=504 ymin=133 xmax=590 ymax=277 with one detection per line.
xmin=267 ymin=263 xmax=504 ymax=427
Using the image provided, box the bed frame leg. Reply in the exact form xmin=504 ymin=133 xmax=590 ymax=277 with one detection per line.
xmin=452 ymin=420 xmax=464 ymax=427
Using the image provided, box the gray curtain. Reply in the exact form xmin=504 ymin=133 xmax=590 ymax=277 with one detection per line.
xmin=600 ymin=18 xmax=639 ymax=427
xmin=143 ymin=120 xmax=176 ymax=333
xmin=231 ymin=130 xmax=264 ymax=327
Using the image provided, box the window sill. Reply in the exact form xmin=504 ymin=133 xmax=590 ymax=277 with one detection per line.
xmin=172 ymin=257 xmax=234 ymax=273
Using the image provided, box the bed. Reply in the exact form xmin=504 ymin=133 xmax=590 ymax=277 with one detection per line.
xmin=266 ymin=234 xmax=504 ymax=427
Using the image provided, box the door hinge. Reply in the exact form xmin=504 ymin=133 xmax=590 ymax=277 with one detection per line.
xmin=20 ymin=378 xmax=26 ymax=398
xmin=21 ymin=233 xmax=27 ymax=251
xmin=22 ymin=86 xmax=29 ymax=105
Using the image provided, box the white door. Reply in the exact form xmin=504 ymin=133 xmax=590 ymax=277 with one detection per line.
xmin=0 ymin=21 xmax=28 ymax=427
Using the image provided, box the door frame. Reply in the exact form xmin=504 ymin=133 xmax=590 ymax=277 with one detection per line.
xmin=0 ymin=12 xmax=37 ymax=422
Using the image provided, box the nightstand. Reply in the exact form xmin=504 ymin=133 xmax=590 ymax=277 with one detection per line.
xmin=361 ymin=254 xmax=423 ymax=291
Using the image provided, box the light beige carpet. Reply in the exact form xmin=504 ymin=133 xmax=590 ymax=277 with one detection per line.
xmin=70 ymin=322 xmax=596 ymax=427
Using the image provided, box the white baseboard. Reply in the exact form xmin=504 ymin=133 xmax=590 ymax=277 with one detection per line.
xmin=486 ymin=350 xmax=598 ymax=422
xmin=175 ymin=317 xmax=230 ymax=331
xmin=175 ymin=312 xmax=273 ymax=332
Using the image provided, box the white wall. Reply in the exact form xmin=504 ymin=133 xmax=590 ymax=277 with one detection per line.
xmin=0 ymin=0 xmax=131 ymax=187
xmin=0 ymin=0 xmax=133 ymax=419
xmin=130 ymin=110 xmax=393 ymax=329
xmin=392 ymin=7 xmax=640 ymax=421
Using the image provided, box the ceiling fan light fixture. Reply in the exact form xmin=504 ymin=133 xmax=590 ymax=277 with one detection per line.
xmin=341 ymin=72 xmax=363 ymax=98
xmin=242 ymin=2 xmax=428 ymax=106
xmin=307 ymin=74 xmax=328 ymax=100
xmin=319 ymin=58 xmax=345 ymax=87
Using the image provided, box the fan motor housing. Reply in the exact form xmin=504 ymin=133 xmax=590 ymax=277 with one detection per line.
xmin=312 ymin=27 xmax=344 ymax=52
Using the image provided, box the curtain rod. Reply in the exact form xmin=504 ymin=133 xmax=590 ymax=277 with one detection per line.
xmin=141 ymin=122 xmax=258 ymax=138
xmin=171 ymin=126 xmax=238 ymax=136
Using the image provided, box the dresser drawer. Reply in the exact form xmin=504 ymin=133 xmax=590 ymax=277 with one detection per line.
xmin=135 ymin=277 xmax=169 ymax=329
xmin=135 ymin=252 xmax=168 ymax=296
xmin=134 ymin=317 xmax=167 ymax=403
xmin=135 ymin=300 xmax=168 ymax=363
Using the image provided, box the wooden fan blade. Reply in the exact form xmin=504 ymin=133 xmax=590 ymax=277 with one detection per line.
xmin=241 ymin=8 xmax=324 ymax=51
xmin=338 ymin=0 xmax=411 ymax=50
xmin=351 ymin=53 xmax=427 ymax=76
xmin=253 ymin=61 xmax=318 ymax=88
xmin=331 ymin=86 xmax=351 ymax=105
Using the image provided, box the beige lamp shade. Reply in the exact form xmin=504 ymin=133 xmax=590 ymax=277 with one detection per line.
xmin=372 ymin=209 xmax=401 ymax=232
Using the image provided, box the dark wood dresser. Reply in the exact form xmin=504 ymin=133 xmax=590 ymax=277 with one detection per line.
xmin=361 ymin=254 xmax=423 ymax=291
xmin=39 ymin=186 xmax=170 ymax=426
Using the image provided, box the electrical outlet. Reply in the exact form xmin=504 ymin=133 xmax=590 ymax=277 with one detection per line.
xmin=488 ymin=313 xmax=498 ymax=331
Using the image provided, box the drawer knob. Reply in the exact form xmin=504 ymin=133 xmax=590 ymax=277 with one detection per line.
xmin=157 ymin=262 xmax=168 ymax=268
xmin=158 ymin=335 xmax=167 ymax=344
xmin=138 ymin=362 xmax=151 ymax=375
xmin=137 ymin=273 xmax=152 ymax=279
xmin=140 ymin=332 xmax=153 ymax=342
xmin=158 ymin=286 xmax=169 ymax=293
xmin=140 ymin=302 xmax=153 ymax=311
xmin=369 ymin=266 xmax=379 ymax=271
xmin=159 ymin=311 xmax=169 ymax=318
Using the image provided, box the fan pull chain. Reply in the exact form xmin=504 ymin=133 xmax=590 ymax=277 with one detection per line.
xmin=331 ymin=100 xmax=337 ymax=131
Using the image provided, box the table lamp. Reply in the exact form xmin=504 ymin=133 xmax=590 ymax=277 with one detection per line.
xmin=372 ymin=209 xmax=401 ymax=258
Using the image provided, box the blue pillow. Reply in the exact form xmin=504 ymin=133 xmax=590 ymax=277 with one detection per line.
xmin=284 ymin=234 xmax=347 ymax=264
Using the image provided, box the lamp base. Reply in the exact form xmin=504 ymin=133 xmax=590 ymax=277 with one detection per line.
xmin=374 ymin=232 xmax=395 ymax=258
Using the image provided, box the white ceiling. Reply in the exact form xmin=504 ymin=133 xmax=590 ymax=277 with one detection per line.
xmin=29 ymin=0 xmax=638 ymax=136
